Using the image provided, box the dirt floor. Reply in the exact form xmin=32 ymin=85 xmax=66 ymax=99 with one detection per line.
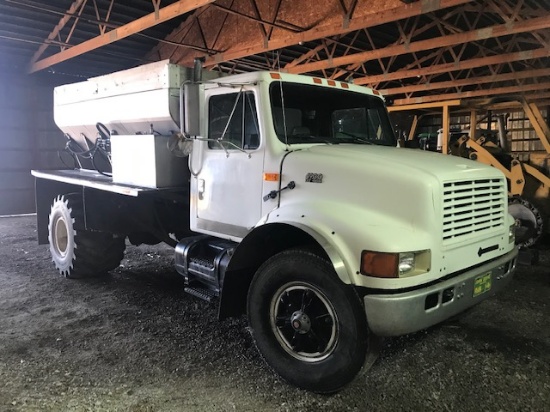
xmin=0 ymin=215 xmax=549 ymax=412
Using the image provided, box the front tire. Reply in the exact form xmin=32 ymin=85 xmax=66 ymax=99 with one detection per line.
xmin=247 ymin=250 xmax=368 ymax=393
xmin=48 ymin=194 xmax=126 ymax=278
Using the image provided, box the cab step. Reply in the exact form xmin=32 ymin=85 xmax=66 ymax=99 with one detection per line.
xmin=175 ymin=235 xmax=237 ymax=293
xmin=184 ymin=285 xmax=218 ymax=302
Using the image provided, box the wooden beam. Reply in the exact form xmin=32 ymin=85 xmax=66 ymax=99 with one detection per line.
xmin=29 ymin=0 xmax=87 ymax=65
xmin=287 ymin=14 xmax=550 ymax=74
xmin=468 ymin=140 xmax=513 ymax=184
xmin=379 ymin=68 xmax=550 ymax=96
xmin=209 ymin=3 xmax=296 ymax=33
xmin=521 ymin=100 xmax=550 ymax=153
xmin=408 ymin=115 xmax=419 ymax=141
xmin=286 ymin=41 xmax=331 ymax=69
xmin=29 ymin=0 xmax=216 ymax=73
xmin=486 ymin=99 xmax=550 ymax=111
xmin=354 ymin=47 xmax=550 ymax=86
xmin=387 ymin=99 xmax=461 ymax=112
xmin=469 ymin=109 xmax=477 ymax=138
xmin=203 ymin=0 xmax=473 ymax=67
xmin=442 ymin=105 xmax=450 ymax=155
xmin=393 ymin=82 xmax=550 ymax=105
xmin=524 ymin=163 xmax=550 ymax=189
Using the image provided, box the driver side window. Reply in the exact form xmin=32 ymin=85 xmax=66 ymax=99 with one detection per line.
xmin=208 ymin=92 xmax=260 ymax=150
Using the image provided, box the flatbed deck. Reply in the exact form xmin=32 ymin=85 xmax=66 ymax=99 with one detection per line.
xmin=32 ymin=169 xmax=186 ymax=197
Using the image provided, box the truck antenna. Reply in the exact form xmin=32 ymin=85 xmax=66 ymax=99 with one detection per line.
xmin=275 ymin=50 xmax=288 ymax=146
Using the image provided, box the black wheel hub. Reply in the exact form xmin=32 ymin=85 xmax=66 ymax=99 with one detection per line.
xmin=270 ymin=282 xmax=338 ymax=362
xmin=290 ymin=311 xmax=311 ymax=334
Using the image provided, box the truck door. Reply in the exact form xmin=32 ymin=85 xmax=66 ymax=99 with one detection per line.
xmin=194 ymin=90 xmax=264 ymax=239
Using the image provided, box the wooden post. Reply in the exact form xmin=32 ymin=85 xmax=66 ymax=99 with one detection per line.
xmin=442 ymin=104 xmax=450 ymax=155
xmin=469 ymin=109 xmax=477 ymax=139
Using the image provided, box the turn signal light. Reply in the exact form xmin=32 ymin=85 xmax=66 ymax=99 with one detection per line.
xmin=361 ymin=250 xmax=431 ymax=278
xmin=360 ymin=251 xmax=398 ymax=278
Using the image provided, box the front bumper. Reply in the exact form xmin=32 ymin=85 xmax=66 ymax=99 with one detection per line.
xmin=364 ymin=248 xmax=518 ymax=337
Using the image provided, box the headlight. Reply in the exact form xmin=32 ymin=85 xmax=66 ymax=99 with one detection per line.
xmin=509 ymin=224 xmax=515 ymax=244
xmin=398 ymin=252 xmax=415 ymax=275
xmin=360 ymin=250 xmax=431 ymax=278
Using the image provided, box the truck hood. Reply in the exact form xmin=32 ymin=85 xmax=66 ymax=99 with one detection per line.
xmin=289 ymin=144 xmax=495 ymax=180
xmin=277 ymin=144 xmax=505 ymax=251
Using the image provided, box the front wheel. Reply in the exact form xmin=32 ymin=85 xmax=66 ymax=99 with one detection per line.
xmin=247 ymin=250 xmax=369 ymax=393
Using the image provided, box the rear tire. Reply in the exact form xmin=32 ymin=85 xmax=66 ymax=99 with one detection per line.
xmin=48 ymin=194 xmax=126 ymax=278
xmin=247 ymin=249 xmax=368 ymax=393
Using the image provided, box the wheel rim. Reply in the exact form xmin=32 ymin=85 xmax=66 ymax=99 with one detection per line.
xmin=508 ymin=198 xmax=543 ymax=248
xmin=270 ymin=282 xmax=338 ymax=362
xmin=52 ymin=215 xmax=69 ymax=257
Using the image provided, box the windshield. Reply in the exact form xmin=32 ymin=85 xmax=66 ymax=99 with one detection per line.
xmin=270 ymin=82 xmax=396 ymax=146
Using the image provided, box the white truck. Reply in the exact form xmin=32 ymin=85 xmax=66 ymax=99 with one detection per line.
xmin=32 ymin=60 xmax=517 ymax=393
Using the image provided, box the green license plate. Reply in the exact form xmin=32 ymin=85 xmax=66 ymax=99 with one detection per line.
xmin=473 ymin=272 xmax=492 ymax=297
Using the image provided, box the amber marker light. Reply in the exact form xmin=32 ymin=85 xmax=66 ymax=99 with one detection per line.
xmin=360 ymin=251 xmax=399 ymax=278
xmin=263 ymin=173 xmax=280 ymax=182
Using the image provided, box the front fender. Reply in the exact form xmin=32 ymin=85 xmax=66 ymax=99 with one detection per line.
xmin=266 ymin=199 xmax=434 ymax=288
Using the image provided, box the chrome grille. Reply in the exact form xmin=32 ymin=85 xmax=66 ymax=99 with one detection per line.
xmin=442 ymin=178 xmax=506 ymax=242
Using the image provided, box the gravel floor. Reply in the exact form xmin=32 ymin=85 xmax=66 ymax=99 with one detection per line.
xmin=0 ymin=215 xmax=549 ymax=412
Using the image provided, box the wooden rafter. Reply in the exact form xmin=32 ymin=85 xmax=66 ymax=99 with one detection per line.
xmin=29 ymin=0 xmax=216 ymax=73
xmin=393 ymin=82 xmax=550 ymax=105
xmin=29 ymin=0 xmax=88 ymax=66
xmin=210 ymin=3 xmax=297 ymax=34
xmin=92 ymin=0 xmax=115 ymax=35
xmin=202 ymin=0 xmax=473 ymax=66
xmin=354 ymin=47 xmax=550 ymax=86
xmin=379 ymin=68 xmax=550 ymax=96
xmin=387 ymin=100 xmax=461 ymax=112
xmin=286 ymin=14 xmax=550 ymax=74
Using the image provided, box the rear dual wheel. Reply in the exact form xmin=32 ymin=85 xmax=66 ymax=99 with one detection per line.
xmin=247 ymin=250 xmax=369 ymax=393
xmin=48 ymin=194 xmax=125 ymax=278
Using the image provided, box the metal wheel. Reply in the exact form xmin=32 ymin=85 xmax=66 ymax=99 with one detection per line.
xmin=48 ymin=194 xmax=126 ymax=278
xmin=51 ymin=212 xmax=70 ymax=260
xmin=270 ymin=282 xmax=338 ymax=362
xmin=247 ymin=249 xmax=369 ymax=393
xmin=508 ymin=197 xmax=544 ymax=248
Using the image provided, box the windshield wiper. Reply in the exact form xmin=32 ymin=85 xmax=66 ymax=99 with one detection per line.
xmin=288 ymin=134 xmax=335 ymax=145
xmin=338 ymin=131 xmax=374 ymax=145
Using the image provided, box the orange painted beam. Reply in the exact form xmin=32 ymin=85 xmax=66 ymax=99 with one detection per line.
xmin=203 ymin=0 xmax=473 ymax=67
xmin=392 ymin=82 xmax=550 ymax=105
xmin=354 ymin=48 xmax=550 ymax=86
xmin=287 ymin=14 xmax=550 ymax=74
xmin=29 ymin=0 xmax=87 ymax=66
xmin=29 ymin=0 xmax=215 ymax=73
xmin=379 ymin=68 xmax=550 ymax=96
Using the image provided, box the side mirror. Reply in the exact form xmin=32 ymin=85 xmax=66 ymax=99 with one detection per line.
xmin=181 ymin=83 xmax=200 ymax=136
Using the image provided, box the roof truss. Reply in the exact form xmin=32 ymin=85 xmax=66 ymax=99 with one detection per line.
xmin=15 ymin=0 xmax=550 ymax=106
